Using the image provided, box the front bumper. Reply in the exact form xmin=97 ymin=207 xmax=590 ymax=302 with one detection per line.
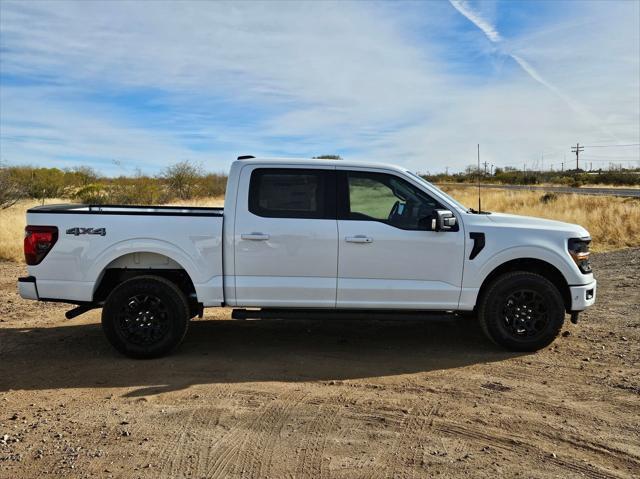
xmin=569 ymin=279 xmax=596 ymax=311
xmin=18 ymin=276 xmax=39 ymax=300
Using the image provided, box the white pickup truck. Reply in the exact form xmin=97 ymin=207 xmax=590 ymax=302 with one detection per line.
xmin=18 ymin=157 xmax=596 ymax=358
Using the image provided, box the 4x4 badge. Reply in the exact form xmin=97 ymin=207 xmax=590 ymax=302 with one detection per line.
xmin=66 ymin=227 xmax=106 ymax=236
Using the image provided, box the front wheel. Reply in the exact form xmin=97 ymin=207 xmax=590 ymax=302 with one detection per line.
xmin=102 ymin=275 xmax=190 ymax=359
xmin=478 ymin=271 xmax=565 ymax=352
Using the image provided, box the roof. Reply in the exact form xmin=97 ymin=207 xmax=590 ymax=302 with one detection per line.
xmin=233 ymin=157 xmax=409 ymax=173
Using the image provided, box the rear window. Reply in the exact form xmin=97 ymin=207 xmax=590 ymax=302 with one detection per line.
xmin=249 ymin=168 xmax=330 ymax=219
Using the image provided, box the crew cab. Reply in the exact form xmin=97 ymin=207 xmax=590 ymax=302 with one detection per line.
xmin=18 ymin=157 xmax=596 ymax=358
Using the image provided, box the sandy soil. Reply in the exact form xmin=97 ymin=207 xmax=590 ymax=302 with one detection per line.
xmin=1 ymin=249 xmax=639 ymax=478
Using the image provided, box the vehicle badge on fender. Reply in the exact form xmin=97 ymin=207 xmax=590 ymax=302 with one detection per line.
xmin=66 ymin=227 xmax=106 ymax=236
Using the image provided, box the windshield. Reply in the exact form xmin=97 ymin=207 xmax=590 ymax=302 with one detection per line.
xmin=405 ymin=171 xmax=469 ymax=211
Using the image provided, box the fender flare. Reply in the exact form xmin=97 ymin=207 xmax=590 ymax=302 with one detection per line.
xmin=90 ymin=239 xmax=201 ymax=291
xmin=476 ymin=245 xmax=577 ymax=287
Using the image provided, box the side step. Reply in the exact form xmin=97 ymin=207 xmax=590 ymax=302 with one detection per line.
xmin=231 ymin=308 xmax=455 ymax=321
xmin=65 ymin=305 xmax=97 ymax=320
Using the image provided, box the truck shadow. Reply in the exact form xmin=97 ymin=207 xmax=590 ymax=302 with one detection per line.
xmin=0 ymin=316 xmax=522 ymax=395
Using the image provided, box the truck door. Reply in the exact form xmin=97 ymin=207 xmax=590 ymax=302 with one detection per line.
xmin=336 ymin=169 xmax=464 ymax=309
xmin=234 ymin=166 xmax=338 ymax=307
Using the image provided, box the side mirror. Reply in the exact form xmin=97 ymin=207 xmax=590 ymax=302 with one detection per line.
xmin=432 ymin=209 xmax=457 ymax=231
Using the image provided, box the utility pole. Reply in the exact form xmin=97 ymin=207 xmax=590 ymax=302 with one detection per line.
xmin=445 ymin=166 xmax=449 ymax=176
xmin=483 ymin=161 xmax=488 ymax=175
xmin=477 ymin=144 xmax=481 ymax=213
xmin=571 ymin=143 xmax=584 ymax=171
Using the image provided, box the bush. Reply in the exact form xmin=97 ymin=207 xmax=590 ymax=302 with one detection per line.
xmin=163 ymin=161 xmax=203 ymax=200
xmin=0 ymin=163 xmax=25 ymax=209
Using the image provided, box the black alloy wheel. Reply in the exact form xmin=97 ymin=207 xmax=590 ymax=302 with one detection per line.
xmin=102 ymin=275 xmax=190 ymax=359
xmin=478 ymin=271 xmax=565 ymax=352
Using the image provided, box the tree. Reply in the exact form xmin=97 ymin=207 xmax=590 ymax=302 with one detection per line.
xmin=162 ymin=160 xmax=203 ymax=200
xmin=313 ymin=155 xmax=343 ymax=160
xmin=0 ymin=162 xmax=24 ymax=209
xmin=65 ymin=166 xmax=99 ymax=187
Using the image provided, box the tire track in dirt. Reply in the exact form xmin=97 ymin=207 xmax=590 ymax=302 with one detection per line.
xmin=200 ymin=389 xmax=307 ymax=479
xmin=358 ymin=398 xmax=443 ymax=479
xmin=293 ymin=393 xmax=344 ymax=479
xmin=150 ymin=408 xmax=195 ymax=478
xmin=198 ymin=391 xmax=279 ymax=479
xmin=536 ymin=430 xmax=640 ymax=476
xmin=237 ymin=390 xmax=308 ymax=478
xmin=434 ymin=422 xmax=624 ymax=479
xmin=383 ymin=399 xmax=443 ymax=479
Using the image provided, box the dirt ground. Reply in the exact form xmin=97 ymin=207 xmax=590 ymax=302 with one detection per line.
xmin=1 ymin=249 xmax=638 ymax=478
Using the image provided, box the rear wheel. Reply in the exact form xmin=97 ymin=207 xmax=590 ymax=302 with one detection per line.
xmin=478 ymin=271 xmax=565 ymax=351
xmin=102 ymin=275 xmax=189 ymax=359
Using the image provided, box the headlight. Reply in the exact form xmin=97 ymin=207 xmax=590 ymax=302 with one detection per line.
xmin=568 ymin=237 xmax=592 ymax=274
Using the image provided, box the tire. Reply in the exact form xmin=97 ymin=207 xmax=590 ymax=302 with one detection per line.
xmin=102 ymin=275 xmax=190 ymax=359
xmin=478 ymin=271 xmax=565 ymax=352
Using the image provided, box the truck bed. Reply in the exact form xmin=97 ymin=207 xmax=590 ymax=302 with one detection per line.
xmin=24 ymin=203 xmax=225 ymax=306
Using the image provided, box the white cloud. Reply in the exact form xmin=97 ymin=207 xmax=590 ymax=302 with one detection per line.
xmin=0 ymin=0 xmax=638 ymax=174
xmin=449 ymin=0 xmax=502 ymax=43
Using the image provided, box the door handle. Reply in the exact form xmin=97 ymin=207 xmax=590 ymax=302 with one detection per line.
xmin=345 ymin=235 xmax=373 ymax=244
xmin=241 ymin=233 xmax=270 ymax=241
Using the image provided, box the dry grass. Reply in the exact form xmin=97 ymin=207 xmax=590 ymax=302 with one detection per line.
xmin=441 ymin=186 xmax=640 ymax=252
xmin=0 ymin=199 xmax=64 ymax=262
xmin=0 ymin=192 xmax=637 ymax=263
xmin=165 ymin=196 xmax=225 ymax=207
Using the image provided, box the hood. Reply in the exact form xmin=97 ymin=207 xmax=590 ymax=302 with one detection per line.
xmin=486 ymin=212 xmax=590 ymax=237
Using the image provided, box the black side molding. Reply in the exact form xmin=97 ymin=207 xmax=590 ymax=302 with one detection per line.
xmin=18 ymin=276 xmax=36 ymax=283
xmin=469 ymin=232 xmax=485 ymax=260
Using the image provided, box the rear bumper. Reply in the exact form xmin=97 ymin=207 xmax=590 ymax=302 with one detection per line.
xmin=18 ymin=276 xmax=39 ymax=300
xmin=569 ymin=279 xmax=596 ymax=311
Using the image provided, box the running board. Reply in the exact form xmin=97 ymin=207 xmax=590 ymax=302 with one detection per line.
xmin=231 ymin=308 xmax=455 ymax=321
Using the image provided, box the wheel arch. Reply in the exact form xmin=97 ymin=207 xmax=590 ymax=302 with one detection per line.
xmin=92 ymin=251 xmax=198 ymax=306
xmin=477 ymin=258 xmax=571 ymax=313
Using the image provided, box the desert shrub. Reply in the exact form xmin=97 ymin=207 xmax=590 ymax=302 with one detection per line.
xmin=198 ymin=173 xmax=227 ymax=198
xmin=540 ymin=193 xmax=557 ymax=204
xmin=74 ymin=184 xmax=109 ymax=204
xmin=9 ymin=166 xmax=68 ymax=199
xmin=0 ymin=162 xmax=25 ymax=209
xmin=163 ymin=160 xmax=203 ymax=200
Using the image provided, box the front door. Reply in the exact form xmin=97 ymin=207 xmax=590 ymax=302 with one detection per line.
xmin=336 ymin=169 xmax=464 ymax=309
xmin=234 ymin=166 xmax=338 ymax=307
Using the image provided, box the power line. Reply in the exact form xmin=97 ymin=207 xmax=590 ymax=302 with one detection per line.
xmin=580 ymin=158 xmax=639 ymax=162
xmin=582 ymin=143 xmax=640 ymax=148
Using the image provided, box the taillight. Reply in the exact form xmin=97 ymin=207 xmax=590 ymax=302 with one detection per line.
xmin=24 ymin=226 xmax=58 ymax=265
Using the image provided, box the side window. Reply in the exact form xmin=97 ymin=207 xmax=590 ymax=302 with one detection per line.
xmin=342 ymin=171 xmax=443 ymax=230
xmin=249 ymin=168 xmax=332 ymax=219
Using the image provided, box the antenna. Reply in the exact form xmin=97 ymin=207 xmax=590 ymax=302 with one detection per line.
xmin=477 ymin=144 xmax=482 ymax=213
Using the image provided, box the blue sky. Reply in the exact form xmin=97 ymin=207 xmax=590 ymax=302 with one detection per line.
xmin=1 ymin=0 xmax=638 ymax=176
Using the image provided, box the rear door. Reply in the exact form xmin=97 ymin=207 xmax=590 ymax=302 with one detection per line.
xmin=233 ymin=165 xmax=338 ymax=307
xmin=336 ymin=168 xmax=464 ymax=309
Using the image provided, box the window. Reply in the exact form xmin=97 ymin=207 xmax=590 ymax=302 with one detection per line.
xmin=249 ymin=168 xmax=333 ymax=219
xmin=340 ymin=171 xmax=443 ymax=230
